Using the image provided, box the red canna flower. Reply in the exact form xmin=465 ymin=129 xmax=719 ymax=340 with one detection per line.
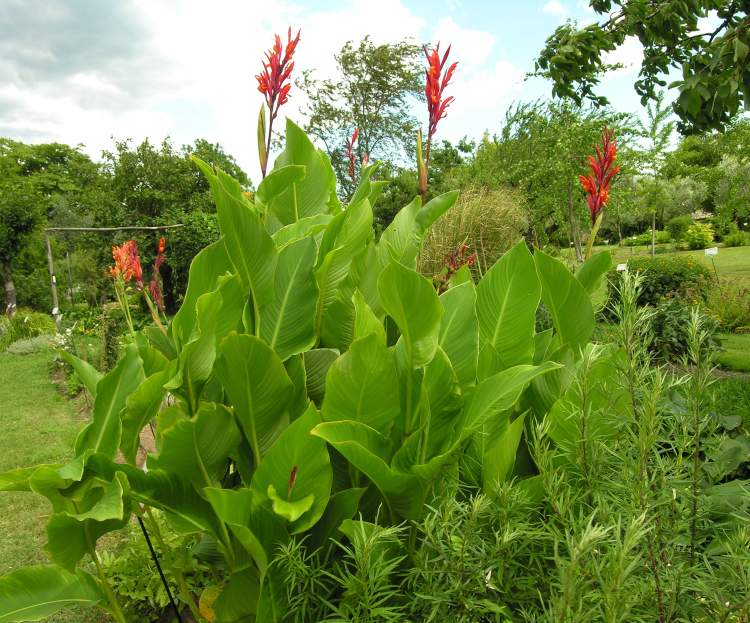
xmin=578 ymin=127 xmax=621 ymax=225
xmin=424 ymin=43 xmax=457 ymax=143
xmin=345 ymin=128 xmax=359 ymax=182
xmin=110 ymin=240 xmax=143 ymax=288
xmin=256 ymin=27 xmax=301 ymax=121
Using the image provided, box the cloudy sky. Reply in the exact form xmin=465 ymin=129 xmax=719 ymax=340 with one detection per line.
xmin=0 ymin=0 xmax=648 ymax=181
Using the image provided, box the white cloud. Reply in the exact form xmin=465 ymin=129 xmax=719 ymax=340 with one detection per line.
xmin=543 ymin=1 xmax=568 ymax=17
xmin=602 ymin=36 xmax=643 ymax=77
xmin=0 ymin=0 xmax=524 ymax=181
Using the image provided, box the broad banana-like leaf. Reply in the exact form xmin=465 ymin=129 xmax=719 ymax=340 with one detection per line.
xmin=311 ymin=420 xmax=423 ymax=519
xmin=58 ymin=351 xmax=101 ymax=399
xmin=255 ymin=164 xmax=306 ymax=207
xmin=439 ymin=280 xmax=478 ymax=388
xmin=214 ymin=334 xmax=293 ymax=463
xmin=120 ymin=368 xmax=170 ymax=464
xmin=251 ymin=405 xmax=332 ymax=533
xmin=0 ymin=566 xmax=104 ymax=623
xmin=482 ymin=411 xmax=529 ymax=495
xmin=213 ymin=568 xmax=260 ymax=623
xmin=46 ymin=473 xmax=131 ymax=570
xmin=260 ymin=236 xmax=318 ymax=361
xmin=268 ymin=120 xmax=337 ymax=227
xmin=378 ymin=261 xmax=442 ymax=369
xmin=322 ymin=333 xmax=400 ymax=434
xmin=575 ymin=250 xmax=612 ymax=295
xmin=170 ymin=239 xmax=233 ymax=351
xmin=74 ymin=344 xmax=144 ymax=460
xmin=307 ymin=487 xmax=366 ymax=550
xmin=272 ymin=213 xmax=331 ymax=249
xmin=314 ymin=198 xmax=373 ymax=338
xmin=193 ymin=157 xmax=277 ymax=310
xmin=148 ymin=403 xmax=241 ymax=488
xmin=534 ymin=250 xmax=594 ymax=349
xmin=476 ymin=241 xmax=540 ymax=373
xmin=303 ymin=348 xmax=339 ymax=406
xmin=352 ymin=289 xmax=386 ymax=344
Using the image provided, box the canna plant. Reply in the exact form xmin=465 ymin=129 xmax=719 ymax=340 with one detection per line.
xmin=0 ymin=119 xmax=612 ymax=622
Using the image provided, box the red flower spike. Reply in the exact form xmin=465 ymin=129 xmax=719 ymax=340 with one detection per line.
xmin=149 ymin=237 xmax=167 ymax=312
xmin=256 ymin=27 xmax=301 ymax=121
xmin=287 ymin=465 xmax=298 ymax=501
xmin=579 ymin=127 xmax=621 ymax=225
xmin=424 ymin=43 xmax=457 ymax=141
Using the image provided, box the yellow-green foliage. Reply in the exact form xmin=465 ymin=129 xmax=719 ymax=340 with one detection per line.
xmin=420 ymin=186 xmax=528 ymax=276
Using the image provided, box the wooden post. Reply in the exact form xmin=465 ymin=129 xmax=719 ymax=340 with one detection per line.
xmin=44 ymin=233 xmax=62 ymax=329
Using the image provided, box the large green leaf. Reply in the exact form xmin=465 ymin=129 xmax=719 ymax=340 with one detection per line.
xmin=268 ymin=120 xmax=336 ymax=227
xmin=353 ymin=289 xmax=386 ymax=344
xmin=251 ymin=405 xmax=332 ymax=533
xmin=534 ymin=250 xmax=594 ymax=349
xmin=46 ymin=473 xmax=131 ymax=570
xmin=476 ymin=241 xmax=540 ymax=372
xmin=303 ymin=348 xmax=339 ymax=406
xmin=170 ymin=239 xmax=233 ymax=351
xmin=214 ymin=334 xmax=293 ymax=464
xmin=575 ymin=250 xmax=612 ymax=295
xmin=214 ymin=568 xmax=260 ymax=622
xmin=0 ymin=566 xmax=104 ymax=623
xmin=74 ymin=344 xmax=144 ymax=460
xmin=482 ymin=411 xmax=528 ymax=495
xmin=439 ymin=280 xmax=478 ymax=388
xmin=260 ymin=236 xmax=318 ymax=360
xmin=311 ymin=420 xmax=423 ymax=519
xmin=58 ymin=351 xmax=101 ymax=399
xmin=314 ymin=198 xmax=373 ymax=339
xmin=255 ymin=164 xmax=306 ymax=207
xmin=120 ymin=369 xmax=169 ymax=464
xmin=378 ymin=261 xmax=443 ymax=368
xmin=148 ymin=403 xmax=242 ymax=487
xmin=193 ymin=157 xmax=277 ymax=312
xmin=459 ymin=362 xmax=561 ymax=439
xmin=272 ymin=213 xmax=331 ymax=250
xmin=322 ymin=333 xmax=400 ymax=434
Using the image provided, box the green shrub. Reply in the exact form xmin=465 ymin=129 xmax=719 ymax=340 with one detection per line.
xmin=684 ymin=221 xmax=714 ymax=249
xmin=723 ymin=230 xmax=748 ymax=247
xmin=650 ymin=298 xmax=720 ymax=361
xmin=623 ymin=230 xmax=671 ymax=247
xmin=705 ymin=282 xmax=750 ymax=332
xmin=5 ymin=335 xmax=52 ymax=355
xmin=666 ymin=215 xmax=693 ymax=241
xmin=0 ymin=308 xmax=56 ymax=351
xmin=607 ymin=255 xmax=712 ymax=308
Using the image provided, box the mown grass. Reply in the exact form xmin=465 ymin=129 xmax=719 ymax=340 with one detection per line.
xmin=0 ymin=348 xmax=106 ymax=622
xmin=717 ymin=333 xmax=750 ymax=373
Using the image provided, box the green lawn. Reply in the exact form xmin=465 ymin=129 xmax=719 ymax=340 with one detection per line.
xmin=0 ymin=349 xmax=105 ymax=622
xmin=717 ymin=333 xmax=750 ymax=373
xmin=584 ymin=243 xmax=750 ymax=285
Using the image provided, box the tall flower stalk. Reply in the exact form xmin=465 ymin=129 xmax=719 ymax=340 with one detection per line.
xmin=109 ymin=239 xmax=167 ymax=336
xmin=256 ymin=27 xmax=301 ymax=178
xmin=345 ymin=127 xmax=360 ymax=183
xmin=579 ymin=127 xmax=621 ymax=259
xmin=418 ymin=43 xmax=457 ymax=200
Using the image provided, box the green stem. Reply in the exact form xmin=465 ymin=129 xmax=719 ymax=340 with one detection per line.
xmin=585 ymin=212 xmax=604 ymax=261
xmin=86 ymin=527 xmax=127 ymax=623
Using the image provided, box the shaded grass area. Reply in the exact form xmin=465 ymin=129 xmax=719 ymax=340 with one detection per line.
xmin=717 ymin=333 xmax=750 ymax=373
xmin=0 ymin=349 xmax=106 ymax=622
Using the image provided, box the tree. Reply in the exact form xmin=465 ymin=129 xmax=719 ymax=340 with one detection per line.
xmin=0 ymin=139 xmax=103 ymax=314
xmin=298 ymin=37 xmax=423 ymax=194
xmin=536 ymin=0 xmax=750 ymax=133
xmin=100 ymin=137 xmax=251 ymax=306
xmin=455 ymin=101 xmax=636 ymax=258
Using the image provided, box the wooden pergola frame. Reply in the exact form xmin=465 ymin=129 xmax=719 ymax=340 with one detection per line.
xmin=44 ymin=224 xmax=184 ymax=326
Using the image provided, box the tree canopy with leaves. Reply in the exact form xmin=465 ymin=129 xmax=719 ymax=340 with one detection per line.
xmin=298 ymin=36 xmax=423 ymax=193
xmin=536 ymin=0 xmax=750 ymax=133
